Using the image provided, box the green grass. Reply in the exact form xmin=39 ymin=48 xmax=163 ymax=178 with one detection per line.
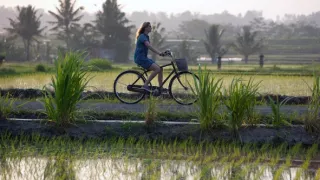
xmin=0 ymin=134 xmax=318 ymax=179
xmin=0 ymin=62 xmax=54 ymax=74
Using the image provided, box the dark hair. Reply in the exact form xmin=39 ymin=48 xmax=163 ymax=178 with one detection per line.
xmin=135 ymin=22 xmax=151 ymax=41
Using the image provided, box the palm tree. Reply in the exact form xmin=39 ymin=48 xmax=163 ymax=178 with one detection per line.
xmin=5 ymin=5 xmax=45 ymax=61
xmin=95 ymin=0 xmax=133 ymax=62
xmin=231 ymin=25 xmax=264 ymax=64
xmin=203 ymin=24 xmax=227 ymax=64
xmin=48 ymin=0 xmax=84 ymax=49
xmin=150 ymin=22 xmax=167 ymax=61
xmin=68 ymin=23 xmax=100 ymax=50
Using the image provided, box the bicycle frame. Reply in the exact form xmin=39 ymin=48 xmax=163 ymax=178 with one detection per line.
xmin=128 ymin=59 xmax=181 ymax=92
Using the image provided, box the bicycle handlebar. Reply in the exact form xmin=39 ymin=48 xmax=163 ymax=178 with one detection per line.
xmin=161 ymin=50 xmax=175 ymax=61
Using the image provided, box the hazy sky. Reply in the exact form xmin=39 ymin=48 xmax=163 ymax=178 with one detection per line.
xmin=1 ymin=0 xmax=320 ymax=19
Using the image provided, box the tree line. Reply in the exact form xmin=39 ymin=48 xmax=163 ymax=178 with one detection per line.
xmin=0 ymin=0 xmax=319 ymax=65
xmin=1 ymin=0 xmax=133 ymax=62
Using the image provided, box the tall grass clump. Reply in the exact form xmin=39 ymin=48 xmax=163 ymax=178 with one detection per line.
xmin=191 ymin=65 xmax=223 ymax=130
xmin=304 ymin=73 xmax=320 ymax=133
xmin=42 ymin=51 xmax=91 ymax=127
xmin=224 ymin=77 xmax=260 ymax=136
xmin=86 ymin=58 xmax=112 ymax=71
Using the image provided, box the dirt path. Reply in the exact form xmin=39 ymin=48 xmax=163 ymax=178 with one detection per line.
xmin=13 ymin=100 xmax=308 ymax=115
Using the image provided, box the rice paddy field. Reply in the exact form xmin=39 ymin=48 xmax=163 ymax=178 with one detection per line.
xmin=0 ymin=134 xmax=320 ymax=180
xmin=0 ymin=63 xmax=319 ymax=96
xmin=2 ymin=60 xmax=320 ymax=180
xmin=0 ymin=72 xmax=315 ymax=96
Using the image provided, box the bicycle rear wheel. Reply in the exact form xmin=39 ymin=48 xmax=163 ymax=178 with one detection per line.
xmin=169 ymin=71 xmax=199 ymax=105
xmin=113 ymin=70 xmax=147 ymax=104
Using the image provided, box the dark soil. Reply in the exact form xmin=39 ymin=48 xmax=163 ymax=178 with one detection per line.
xmin=0 ymin=119 xmax=318 ymax=146
xmin=0 ymin=88 xmax=311 ymax=105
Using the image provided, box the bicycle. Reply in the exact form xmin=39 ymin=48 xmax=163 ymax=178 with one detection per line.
xmin=113 ymin=50 xmax=200 ymax=105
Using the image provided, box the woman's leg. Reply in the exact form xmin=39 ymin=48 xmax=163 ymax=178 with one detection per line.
xmin=142 ymin=63 xmax=161 ymax=91
xmin=158 ymin=67 xmax=163 ymax=87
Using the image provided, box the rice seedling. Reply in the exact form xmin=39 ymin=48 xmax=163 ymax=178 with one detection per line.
xmin=42 ymin=51 xmax=92 ymax=127
xmin=285 ymin=155 xmax=292 ymax=167
xmin=306 ymin=144 xmax=318 ymax=159
xmin=273 ymin=165 xmax=287 ymax=180
xmin=0 ymin=134 xmax=318 ymax=179
xmin=224 ymin=77 xmax=261 ymax=137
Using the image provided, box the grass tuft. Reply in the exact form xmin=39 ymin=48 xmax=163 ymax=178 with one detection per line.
xmin=191 ymin=65 xmax=224 ymax=130
xmin=42 ymin=51 xmax=92 ymax=127
xmin=224 ymin=77 xmax=261 ymax=137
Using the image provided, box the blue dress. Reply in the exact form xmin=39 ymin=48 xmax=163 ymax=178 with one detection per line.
xmin=134 ymin=34 xmax=155 ymax=69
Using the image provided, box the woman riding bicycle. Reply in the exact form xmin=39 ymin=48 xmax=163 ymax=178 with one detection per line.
xmin=134 ymin=22 xmax=166 ymax=92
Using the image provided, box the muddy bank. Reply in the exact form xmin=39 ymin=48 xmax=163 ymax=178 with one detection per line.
xmin=0 ymin=119 xmax=318 ymax=146
xmin=0 ymin=88 xmax=311 ymax=105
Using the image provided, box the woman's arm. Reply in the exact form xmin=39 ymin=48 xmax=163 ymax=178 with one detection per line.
xmin=144 ymin=41 xmax=162 ymax=55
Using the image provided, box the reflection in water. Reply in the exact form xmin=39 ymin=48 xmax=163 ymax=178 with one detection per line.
xmin=43 ymin=155 xmax=76 ymax=180
xmin=0 ymin=157 xmax=316 ymax=180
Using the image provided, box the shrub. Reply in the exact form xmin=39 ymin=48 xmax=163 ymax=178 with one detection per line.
xmin=224 ymin=77 xmax=261 ymax=137
xmin=191 ymin=65 xmax=224 ymax=130
xmin=35 ymin=64 xmax=46 ymax=72
xmin=42 ymin=51 xmax=92 ymax=127
xmin=86 ymin=58 xmax=112 ymax=71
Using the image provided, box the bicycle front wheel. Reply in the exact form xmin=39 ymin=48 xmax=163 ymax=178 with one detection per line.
xmin=169 ymin=71 xmax=199 ymax=105
xmin=113 ymin=70 xmax=147 ymax=104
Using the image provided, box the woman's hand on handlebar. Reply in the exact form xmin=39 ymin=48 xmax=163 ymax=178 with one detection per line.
xmin=159 ymin=52 xmax=166 ymax=57
xmin=159 ymin=50 xmax=171 ymax=57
